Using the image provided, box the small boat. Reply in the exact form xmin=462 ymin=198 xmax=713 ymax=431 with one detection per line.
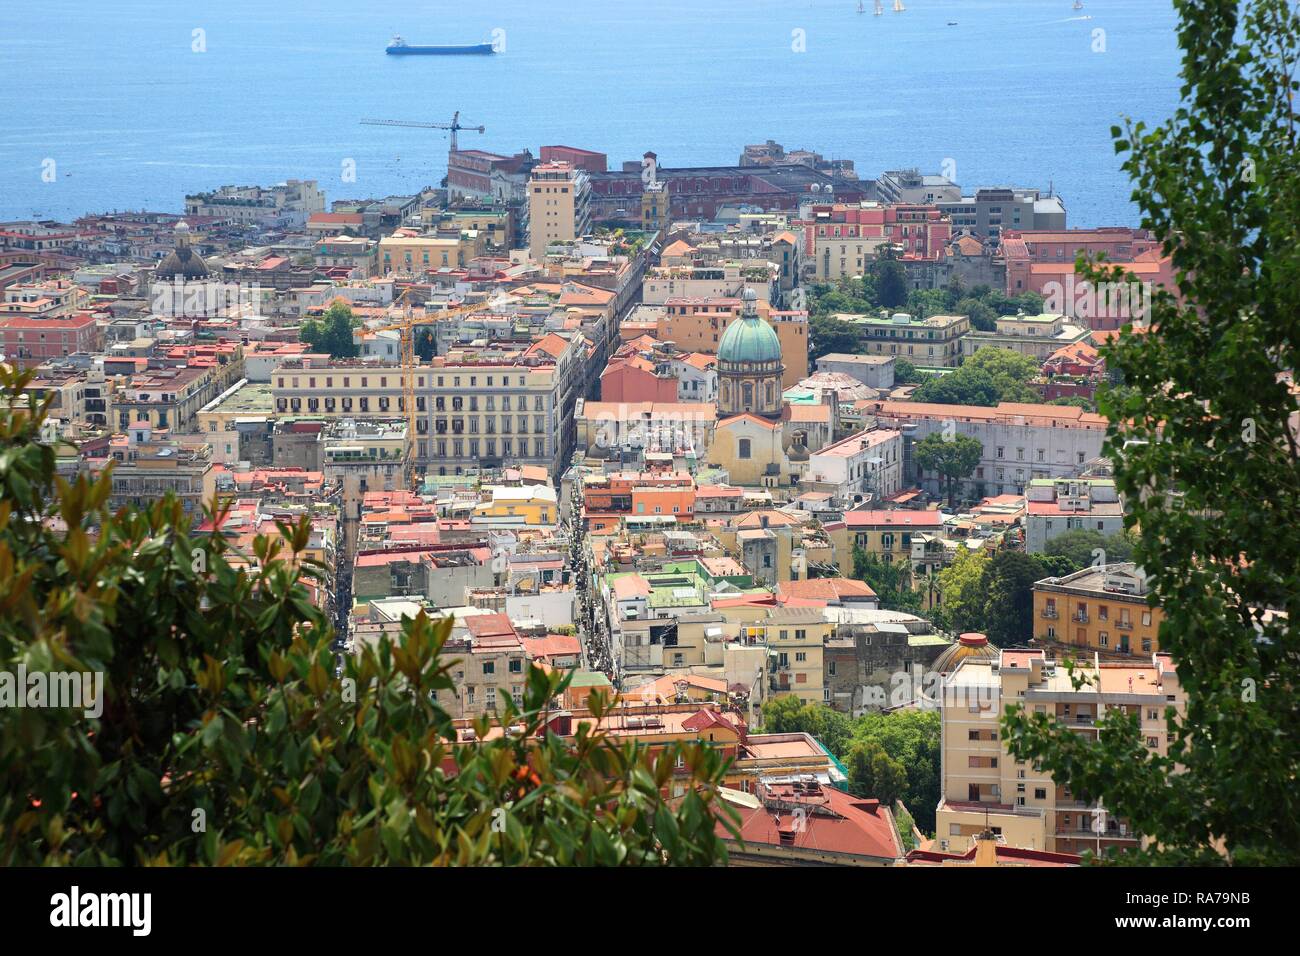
xmin=947 ymin=20 xmax=958 ymax=26
xmin=857 ymin=0 xmax=865 ymax=13
xmin=1074 ymin=1 xmax=1084 ymax=9
xmin=874 ymin=0 xmax=884 ymax=13
xmin=893 ymin=0 xmax=905 ymax=11
xmin=385 ymin=34 xmax=495 ymax=55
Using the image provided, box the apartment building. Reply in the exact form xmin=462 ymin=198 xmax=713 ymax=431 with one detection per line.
xmin=641 ymin=262 xmax=778 ymax=307
xmin=836 ymin=312 xmax=970 ymax=367
xmin=805 ymin=428 xmax=904 ymax=507
xmin=1033 ymin=563 xmax=1163 ymax=658
xmin=1024 ymin=477 xmax=1125 ymax=553
xmin=803 ymin=201 xmax=953 ymax=281
xmin=872 ymin=400 xmax=1108 ymax=499
xmin=270 ymin=335 xmax=584 ymax=477
xmin=825 ymin=508 xmax=945 ymax=578
xmin=936 ymin=647 xmax=1183 ymax=855
xmin=90 ymin=423 xmax=216 ymax=517
xmin=0 ymin=313 xmax=100 ymax=368
xmin=958 ymin=312 xmax=1091 ymax=362
xmin=937 ymin=187 xmax=1067 ymax=242
xmin=741 ymin=606 xmax=829 ymax=706
xmin=527 ymin=161 xmax=593 ymax=261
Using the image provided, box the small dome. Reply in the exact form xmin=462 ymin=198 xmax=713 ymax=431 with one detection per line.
xmin=933 ymin=632 xmax=998 ymax=674
xmin=155 ymin=220 xmax=209 ymax=281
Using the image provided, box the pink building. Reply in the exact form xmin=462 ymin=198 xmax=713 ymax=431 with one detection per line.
xmin=0 ymin=313 xmax=99 ymax=367
xmin=802 ymin=202 xmax=953 ymax=259
xmin=599 ymin=355 xmax=679 ymax=403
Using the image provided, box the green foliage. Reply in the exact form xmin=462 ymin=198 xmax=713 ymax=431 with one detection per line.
xmin=759 ymin=695 xmax=853 ymax=757
xmin=851 ymin=549 xmax=922 ymax=614
xmin=934 ymin=546 xmax=990 ymax=633
xmin=913 ymin=346 xmax=1040 ymax=406
xmin=870 ymin=249 xmax=908 ymax=309
xmin=913 ymin=432 xmax=983 ymax=508
xmin=0 ymin=367 xmax=734 ymax=866
xmin=845 ymin=738 xmax=906 ymax=805
xmin=760 ymin=697 xmax=941 ymax=834
xmin=299 ymin=300 xmax=359 ymax=358
xmin=1043 ymin=529 xmax=1135 ymax=570
xmin=893 ymin=358 xmax=924 ymax=385
xmin=977 ymin=550 xmax=1048 ymax=647
xmin=1002 ymin=0 xmax=1300 ymax=865
xmin=851 ymin=709 xmax=942 ymax=833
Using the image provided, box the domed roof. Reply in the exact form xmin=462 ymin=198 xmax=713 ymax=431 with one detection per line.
xmin=155 ymin=220 xmax=209 ymax=281
xmin=718 ymin=289 xmax=781 ymax=366
xmin=933 ymin=632 xmax=999 ymax=674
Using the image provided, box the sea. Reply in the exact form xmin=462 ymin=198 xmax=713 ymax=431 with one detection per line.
xmin=0 ymin=0 xmax=1182 ymax=226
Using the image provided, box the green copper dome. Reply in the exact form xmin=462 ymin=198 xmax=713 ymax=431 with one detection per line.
xmin=718 ymin=289 xmax=782 ymax=365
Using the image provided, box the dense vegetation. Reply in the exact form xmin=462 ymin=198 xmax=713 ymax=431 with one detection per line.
xmin=760 ymin=696 xmax=941 ymax=834
xmin=1001 ymin=0 xmax=1300 ymax=865
xmin=299 ymin=299 xmax=360 ymax=358
xmin=0 ymin=367 xmax=735 ymax=866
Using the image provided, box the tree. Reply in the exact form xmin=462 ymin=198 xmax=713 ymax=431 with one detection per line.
xmin=963 ymin=346 xmax=1042 ymax=403
xmin=1043 ymin=529 xmax=1135 ymax=568
xmin=849 ymin=710 xmax=942 ymax=833
xmin=852 ymin=549 xmax=922 ymax=614
xmin=808 ymin=312 xmax=862 ymax=362
xmin=912 ymin=367 xmax=1000 ymax=406
xmin=913 ymin=432 xmax=983 ymax=509
xmin=955 ymin=296 xmax=998 ymax=332
xmin=870 ymin=249 xmax=908 ymax=310
xmin=978 ymin=551 xmax=1046 ymax=647
xmin=759 ymin=696 xmax=853 ymax=757
xmin=301 ymin=300 xmax=359 ymax=358
xmin=934 ymin=547 xmax=989 ymax=633
xmin=846 ymin=738 xmax=906 ymax=805
xmin=414 ymin=327 xmax=435 ymax=362
xmin=1004 ymin=0 xmax=1300 ymax=865
xmin=893 ymin=358 xmax=924 ymax=385
xmin=0 ymin=368 xmax=734 ymax=866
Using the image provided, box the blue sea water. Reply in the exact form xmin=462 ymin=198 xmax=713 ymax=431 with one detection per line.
xmin=0 ymin=0 xmax=1181 ymax=226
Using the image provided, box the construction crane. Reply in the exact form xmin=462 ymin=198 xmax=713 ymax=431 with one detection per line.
xmin=360 ymin=111 xmax=485 ymax=153
xmin=364 ymin=289 xmax=500 ymax=490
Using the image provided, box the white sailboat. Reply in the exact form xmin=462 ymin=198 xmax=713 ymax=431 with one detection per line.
xmin=858 ymin=0 xmax=865 ymax=13
xmin=874 ymin=0 xmax=884 ymax=15
xmin=894 ymin=0 xmax=906 ymax=11
xmin=1074 ymin=1 xmax=1084 ymax=9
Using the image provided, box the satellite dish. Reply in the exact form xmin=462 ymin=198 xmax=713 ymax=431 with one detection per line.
xmin=825 ymin=185 xmax=834 ymax=196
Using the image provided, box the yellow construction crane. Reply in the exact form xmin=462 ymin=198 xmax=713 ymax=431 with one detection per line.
xmin=365 ymin=289 xmax=499 ymax=489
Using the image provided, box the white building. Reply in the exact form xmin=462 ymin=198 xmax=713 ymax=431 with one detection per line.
xmin=1024 ymin=477 xmax=1125 ymax=553
xmin=873 ymin=401 xmax=1108 ymax=500
xmin=805 ymin=428 xmax=904 ymax=506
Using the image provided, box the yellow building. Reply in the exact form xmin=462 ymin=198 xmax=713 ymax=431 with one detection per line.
xmin=528 ymin=161 xmax=593 ymax=260
xmin=740 ymin=606 xmax=829 ymax=706
xmin=1032 ymin=563 xmax=1163 ymax=658
xmin=470 ymin=485 xmax=558 ymax=528
xmin=937 ymin=647 xmax=1184 ymax=855
xmin=378 ymin=233 xmax=478 ymax=275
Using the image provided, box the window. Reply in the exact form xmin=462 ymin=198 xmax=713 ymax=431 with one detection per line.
xmin=482 ymin=662 xmax=495 ymax=675
xmin=1035 ymin=788 xmax=1047 ymax=800
xmin=738 ymin=438 xmax=751 ymax=459
xmin=509 ymin=659 xmax=522 ymax=673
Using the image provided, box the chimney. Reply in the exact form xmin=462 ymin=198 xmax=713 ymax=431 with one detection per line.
xmin=973 ymin=828 xmax=1000 ymax=867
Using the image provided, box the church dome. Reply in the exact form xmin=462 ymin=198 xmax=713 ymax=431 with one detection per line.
xmin=933 ymin=632 xmax=999 ymax=674
xmin=718 ymin=288 xmax=781 ymax=366
xmin=155 ymin=220 xmax=209 ymax=281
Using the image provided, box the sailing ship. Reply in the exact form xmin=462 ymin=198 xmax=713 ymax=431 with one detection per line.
xmin=857 ymin=1 xmax=865 ymax=13
xmin=874 ymin=0 xmax=884 ymax=14
xmin=893 ymin=0 xmax=906 ymax=12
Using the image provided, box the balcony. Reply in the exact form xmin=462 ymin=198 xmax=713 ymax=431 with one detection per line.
xmin=1072 ymin=612 xmax=1089 ymax=624
xmin=1041 ymin=607 xmax=1059 ymax=619
xmin=1116 ymin=619 xmax=1133 ymax=630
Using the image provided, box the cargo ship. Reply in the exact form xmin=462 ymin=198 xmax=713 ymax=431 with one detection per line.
xmin=385 ymin=35 xmax=495 ymax=55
